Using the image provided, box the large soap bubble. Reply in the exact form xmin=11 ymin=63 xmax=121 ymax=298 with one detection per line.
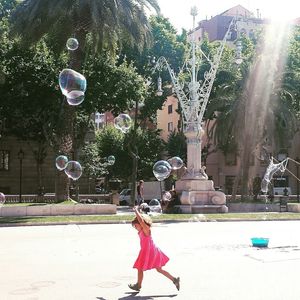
xmin=66 ymin=38 xmax=79 ymax=51
xmin=59 ymin=69 xmax=87 ymax=105
xmin=64 ymin=160 xmax=83 ymax=180
xmin=66 ymin=92 xmax=85 ymax=106
xmin=167 ymin=156 xmax=184 ymax=170
xmin=107 ymin=155 xmax=116 ymax=165
xmin=55 ymin=155 xmax=69 ymax=171
xmin=153 ymin=160 xmax=172 ymax=181
xmin=261 ymin=157 xmax=288 ymax=193
xmin=0 ymin=192 xmax=5 ymax=206
xmin=114 ymin=114 xmax=132 ymax=133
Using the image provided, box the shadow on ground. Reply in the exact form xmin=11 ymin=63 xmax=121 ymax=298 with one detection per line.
xmin=117 ymin=292 xmax=178 ymax=299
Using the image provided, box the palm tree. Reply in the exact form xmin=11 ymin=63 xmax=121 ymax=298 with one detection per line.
xmin=207 ymin=58 xmax=298 ymax=200
xmin=10 ymin=0 xmax=159 ymax=53
xmin=9 ymin=0 xmax=160 ymax=201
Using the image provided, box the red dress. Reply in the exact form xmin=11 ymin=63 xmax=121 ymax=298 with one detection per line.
xmin=133 ymin=230 xmax=169 ymax=271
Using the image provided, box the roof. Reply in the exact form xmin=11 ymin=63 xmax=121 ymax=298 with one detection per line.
xmin=220 ymin=5 xmax=253 ymax=18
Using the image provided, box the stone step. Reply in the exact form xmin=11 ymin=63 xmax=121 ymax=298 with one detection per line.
xmin=176 ymin=205 xmax=228 ymax=214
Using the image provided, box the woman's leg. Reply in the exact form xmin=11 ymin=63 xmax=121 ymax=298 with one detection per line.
xmin=156 ymin=267 xmax=180 ymax=290
xmin=156 ymin=267 xmax=174 ymax=281
xmin=137 ymin=269 xmax=144 ymax=287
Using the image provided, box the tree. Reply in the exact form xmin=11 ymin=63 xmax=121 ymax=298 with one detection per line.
xmin=9 ymin=0 xmax=160 ymax=200
xmin=0 ymin=37 xmax=64 ymax=195
xmin=0 ymin=0 xmax=19 ymax=19
xmin=206 ymin=31 xmax=299 ymax=199
xmin=165 ymin=131 xmax=187 ymax=162
xmin=80 ymin=126 xmax=164 ymax=187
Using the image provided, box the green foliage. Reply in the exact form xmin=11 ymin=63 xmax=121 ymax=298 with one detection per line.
xmin=165 ymin=131 xmax=187 ymax=162
xmin=122 ymin=15 xmax=187 ymax=76
xmin=10 ymin=0 xmax=160 ymax=53
xmin=134 ymin=128 xmax=165 ymax=179
xmin=80 ymin=125 xmax=164 ymax=183
xmin=0 ymin=0 xmax=19 ymax=19
xmin=82 ymin=53 xmax=146 ymax=116
xmin=0 ymin=38 xmax=63 ymax=143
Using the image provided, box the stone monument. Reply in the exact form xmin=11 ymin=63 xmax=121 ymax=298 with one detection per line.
xmin=154 ymin=7 xmax=237 ymax=213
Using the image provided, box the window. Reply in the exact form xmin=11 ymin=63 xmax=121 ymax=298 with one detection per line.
xmin=167 ymin=122 xmax=173 ymax=132
xmin=168 ymin=104 xmax=173 ymax=114
xmin=0 ymin=150 xmax=9 ymax=171
xmin=94 ymin=113 xmax=105 ymax=130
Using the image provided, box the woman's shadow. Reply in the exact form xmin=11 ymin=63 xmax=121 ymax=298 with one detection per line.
xmin=117 ymin=292 xmax=178 ymax=299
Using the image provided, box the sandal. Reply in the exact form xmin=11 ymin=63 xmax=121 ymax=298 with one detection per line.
xmin=173 ymin=277 xmax=180 ymax=291
xmin=128 ymin=283 xmax=141 ymax=291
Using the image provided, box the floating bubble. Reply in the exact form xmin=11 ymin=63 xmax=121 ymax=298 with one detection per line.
xmin=0 ymin=192 xmax=5 ymax=206
xmin=261 ymin=157 xmax=288 ymax=193
xmin=64 ymin=161 xmax=82 ymax=180
xmin=261 ymin=179 xmax=269 ymax=193
xmin=114 ymin=114 xmax=132 ymax=133
xmin=167 ymin=156 xmax=184 ymax=170
xmin=107 ymin=155 xmax=116 ymax=165
xmin=153 ymin=160 xmax=172 ymax=181
xmin=55 ymin=155 xmax=68 ymax=171
xmin=162 ymin=191 xmax=172 ymax=201
xmin=66 ymin=38 xmax=79 ymax=51
xmin=59 ymin=69 xmax=87 ymax=105
xmin=66 ymin=92 xmax=85 ymax=106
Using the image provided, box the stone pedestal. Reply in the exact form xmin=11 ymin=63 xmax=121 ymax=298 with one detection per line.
xmin=175 ymin=124 xmax=228 ymax=213
xmin=176 ymin=179 xmax=228 ymax=214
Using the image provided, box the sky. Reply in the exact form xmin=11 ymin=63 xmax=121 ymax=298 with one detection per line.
xmin=156 ymin=0 xmax=300 ymax=32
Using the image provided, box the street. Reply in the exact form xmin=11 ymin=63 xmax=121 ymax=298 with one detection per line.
xmin=1 ymin=220 xmax=300 ymax=300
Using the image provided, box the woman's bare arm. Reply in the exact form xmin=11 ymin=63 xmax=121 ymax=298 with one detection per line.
xmin=133 ymin=206 xmax=150 ymax=235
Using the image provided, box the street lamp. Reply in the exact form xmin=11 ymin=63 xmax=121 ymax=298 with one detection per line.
xmin=153 ymin=7 xmax=236 ymax=180
xmin=153 ymin=6 xmax=237 ymax=209
xmin=17 ymin=149 xmax=24 ymax=203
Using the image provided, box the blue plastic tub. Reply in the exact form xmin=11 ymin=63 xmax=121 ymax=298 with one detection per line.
xmin=251 ymin=237 xmax=269 ymax=247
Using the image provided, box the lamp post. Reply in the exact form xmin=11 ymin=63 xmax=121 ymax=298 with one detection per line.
xmin=17 ymin=149 xmax=24 ymax=203
xmin=153 ymin=7 xmax=236 ymax=180
xmin=296 ymin=157 xmax=300 ymax=202
xmin=153 ymin=7 xmax=237 ymax=210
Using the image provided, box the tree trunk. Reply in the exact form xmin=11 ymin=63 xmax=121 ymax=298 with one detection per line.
xmin=55 ymin=102 xmax=75 ymax=201
xmin=55 ymin=29 xmax=85 ymax=202
xmin=129 ymin=99 xmax=139 ymax=206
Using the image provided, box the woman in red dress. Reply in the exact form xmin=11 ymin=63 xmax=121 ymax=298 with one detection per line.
xmin=128 ymin=206 xmax=180 ymax=292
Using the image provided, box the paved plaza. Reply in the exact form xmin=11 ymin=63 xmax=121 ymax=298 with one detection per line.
xmin=1 ymin=220 xmax=300 ymax=300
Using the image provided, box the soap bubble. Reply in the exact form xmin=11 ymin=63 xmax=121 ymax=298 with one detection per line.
xmin=0 ymin=192 xmax=5 ymax=206
xmin=66 ymin=92 xmax=85 ymax=106
xmin=162 ymin=191 xmax=172 ymax=201
xmin=66 ymin=38 xmax=79 ymax=51
xmin=55 ymin=155 xmax=68 ymax=171
xmin=261 ymin=157 xmax=288 ymax=193
xmin=167 ymin=156 xmax=184 ymax=170
xmin=107 ymin=155 xmax=115 ymax=165
xmin=261 ymin=179 xmax=269 ymax=193
xmin=114 ymin=114 xmax=132 ymax=133
xmin=59 ymin=68 xmax=87 ymax=105
xmin=64 ymin=161 xmax=82 ymax=180
xmin=153 ymin=160 xmax=172 ymax=181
